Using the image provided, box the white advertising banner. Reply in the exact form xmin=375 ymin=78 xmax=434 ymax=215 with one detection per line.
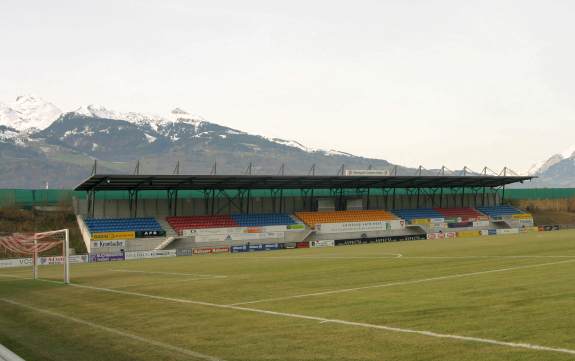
xmin=0 ymin=255 xmax=89 ymax=268
xmin=472 ymin=221 xmax=490 ymax=228
xmin=183 ymin=225 xmax=288 ymax=237
xmin=496 ymin=228 xmax=520 ymax=235
xmin=39 ymin=255 xmax=89 ymax=265
xmin=315 ymin=220 xmax=405 ymax=234
xmin=195 ymin=232 xmax=284 ymax=243
xmin=0 ymin=258 xmax=33 ymax=268
xmin=91 ymin=240 xmax=127 ymax=249
xmin=124 ymin=250 xmax=177 ymax=260
xmin=344 ymin=169 xmax=390 ymax=176
xmin=309 ymin=240 xmax=335 ymax=248
xmin=427 ymin=232 xmax=457 ymax=240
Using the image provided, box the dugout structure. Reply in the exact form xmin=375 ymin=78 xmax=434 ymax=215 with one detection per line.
xmin=75 ymin=174 xmax=533 ymax=218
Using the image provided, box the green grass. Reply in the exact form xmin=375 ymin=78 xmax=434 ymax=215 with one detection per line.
xmin=1 ymin=230 xmax=575 ymax=361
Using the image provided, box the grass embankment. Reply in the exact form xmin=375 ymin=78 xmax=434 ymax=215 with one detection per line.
xmin=0 ymin=206 xmax=86 ymax=254
xmin=512 ymin=198 xmax=575 ymax=225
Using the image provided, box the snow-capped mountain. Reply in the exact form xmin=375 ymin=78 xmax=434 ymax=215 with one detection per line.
xmin=528 ymin=146 xmax=575 ymax=175
xmin=0 ymin=95 xmax=62 ymax=132
xmin=523 ymin=146 xmax=575 ymax=187
xmin=0 ymin=97 xmax=396 ymax=188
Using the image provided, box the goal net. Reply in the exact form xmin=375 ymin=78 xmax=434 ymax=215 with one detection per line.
xmin=0 ymin=229 xmax=70 ymax=284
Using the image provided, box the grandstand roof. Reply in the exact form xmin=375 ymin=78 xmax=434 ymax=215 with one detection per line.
xmin=75 ymin=174 xmax=534 ymax=192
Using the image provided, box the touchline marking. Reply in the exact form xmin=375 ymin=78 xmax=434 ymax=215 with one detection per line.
xmin=228 ymin=258 xmax=575 ymax=306
xmin=37 ymin=269 xmax=575 ymax=357
xmin=0 ymin=298 xmax=226 ymax=361
xmin=108 ymin=269 xmax=227 ymax=278
xmin=219 ymin=254 xmax=575 ymax=261
xmin=0 ymin=274 xmax=31 ymax=280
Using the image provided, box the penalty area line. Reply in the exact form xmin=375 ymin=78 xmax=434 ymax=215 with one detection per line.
xmin=0 ymin=298 xmax=226 ymax=361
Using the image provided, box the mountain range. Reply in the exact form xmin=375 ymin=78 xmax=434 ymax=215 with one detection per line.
xmin=526 ymin=146 xmax=575 ymax=187
xmin=0 ymin=95 xmax=403 ymax=189
xmin=1 ymin=95 xmax=570 ymax=189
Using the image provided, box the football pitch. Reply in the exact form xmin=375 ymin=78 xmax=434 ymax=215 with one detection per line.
xmin=1 ymin=231 xmax=575 ymax=361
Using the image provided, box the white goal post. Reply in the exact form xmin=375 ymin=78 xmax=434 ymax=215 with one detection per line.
xmin=0 ymin=228 xmax=70 ymax=284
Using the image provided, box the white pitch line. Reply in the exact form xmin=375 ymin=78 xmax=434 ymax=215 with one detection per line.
xmin=228 ymin=258 xmax=575 ymax=306
xmin=34 ymin=268 xmax=575 ymax=357
xmin=0 ymin=274 xmax=31 ymax=280
xmin=0 ymin=298 xmax=226 ymax=361
xmin=108 ymin=269 xmax=227 ymax=278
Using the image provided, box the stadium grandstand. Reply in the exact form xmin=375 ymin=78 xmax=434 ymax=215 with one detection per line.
xmin=72 ymin=173 xmax=536 ymax=255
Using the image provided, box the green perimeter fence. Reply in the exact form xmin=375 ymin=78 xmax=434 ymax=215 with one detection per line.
xmin=2 ymin=188 xmax=575 ymax=208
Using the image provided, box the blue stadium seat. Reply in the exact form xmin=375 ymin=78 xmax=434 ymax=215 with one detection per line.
xmin=85 ymin=218 xmax=164 ymax=233
xmin=230 ymin=213 xmax=296 ymax=227
xmin=391 ymin=208 xmax=444 ymax=221
xmin=476 ymin=205 xmax=525 ymax=218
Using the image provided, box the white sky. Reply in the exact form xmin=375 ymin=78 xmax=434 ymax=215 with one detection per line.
xmin=1 ymin=0 xmax=574 ymax=173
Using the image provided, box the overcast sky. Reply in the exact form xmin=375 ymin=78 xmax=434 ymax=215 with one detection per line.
xmin=1 ymin=0 xmax=574 ymax=173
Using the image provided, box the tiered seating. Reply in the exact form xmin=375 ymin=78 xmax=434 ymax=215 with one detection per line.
xmin=166 ymin=215 xmax=238 ymax=234
xmin=231 ymin=213 xmax=296 ymax=227
xmin=85 ymin=218 xmax=163 ymax=233
xmin=434 ymin=208 xmax=484 ymax=221
xmin=391 ymin=208 xmax=443 ymax=222
xmin=476 ymin=205 xmax=525 ymax=218
xmin=295 ymin=210 xmax=397 ymax=228
xmin=166 ymin=213 xmax=298 ymax=234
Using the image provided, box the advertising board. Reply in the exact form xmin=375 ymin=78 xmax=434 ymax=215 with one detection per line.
xmin=511 ymin=214 xmax=533 ymax=220
xmin=91 ymin=232 xmax=135 ymax=241
xmin=192 ymin=247 xmax=230 ymax=255
xmin=91 ymin=240 xmax=126 ymax=249
xmin=124 ymin=250 xmax=176 ymax=260
xmin=496 ymin=228 xmax=520 ymax=235
xmin=344 ymin=169 xmax=390 ymax=176
xmin=195 ymin=232 xmax=284 ymax=243
xmin=90 ymin=253 xmax=125 ymax=262
xmin=456 ymin=230 xmax=481 ymax=238
xmin=538 ymin=225 xmax=560 ymax=232
xmin=0 ymin=258 xmax=33 ymax=268
xmin=182 ymin=225 xmax=298 ymax=237
xmin=315 ymin=220 xmax=405 ymax=234
xmin=426 ymin=232 xmax=457 ymax=240
xmin=39 ymin=255 xmax=89 ymax=265
xmin=135 ymin=230 xmax=166 ymax=238
xmin=411 ymin=219 xmax=430 ymax=225
xmin=447 ymin=221 xmax=473 ymax=229
xmin=309 ymin=240 xmax=335 ymax=248
xmin=334 ymin=234 xmax=427 ymax=246
xmin=1 ymin=255 xmax=91 ymax=267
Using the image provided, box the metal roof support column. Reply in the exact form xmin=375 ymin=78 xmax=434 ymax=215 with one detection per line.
xmin=174 ymin=190 xmax=179 ymax=216
xmin=211 ymin=189 xmax=216 ymax=215
xmin=134 ymin=190 xmax=139 ymax=217
xmin=461 ymin=186 xmax=465 ymax=208
xmin=202 ymin=190 xmax=209 ymax=215
xmin=392 ymin=187 xmax=397 ymax=209
xmin=440 ymin=187 xmax=444 ymax=208
xmin=366 ymin=188 xmax=371 ymax=210
xmin=482 ymin=187 xmax=487 ymax=207
xmin=247 ymin=189 xmax=252 ymax=214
